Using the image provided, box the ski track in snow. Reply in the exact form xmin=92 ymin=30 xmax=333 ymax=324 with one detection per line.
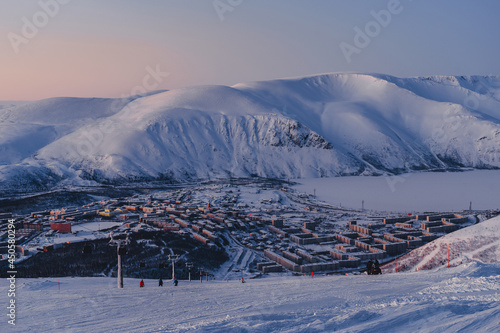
xmin=415 ymin=243 xmax=444 ymax=271
xmin=465 ymin=238 xmax=500 ymax=262
xmin=217 ymin=239 xmax=259 ymax=282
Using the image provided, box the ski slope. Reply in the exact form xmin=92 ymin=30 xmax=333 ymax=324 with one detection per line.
xmin=3 ymin=262 xmax=500 ymax=332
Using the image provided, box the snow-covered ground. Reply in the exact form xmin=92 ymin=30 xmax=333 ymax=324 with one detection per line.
xmin=71 ymin=221 xmax=123 ymax=233
xmin=190 ymin=184 xmax=298 ymax=212
xmin=293 ymin=170 xmax=500 ymax=212
xmin=383 ymin=214 xmax=500 ymax=273
xmin=22 ymin=221 xmax=123 ymax=257
xmin=3 ymin=262 xmax=500 ymax=332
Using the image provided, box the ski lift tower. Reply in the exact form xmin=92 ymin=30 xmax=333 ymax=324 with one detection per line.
xmin=186 ymin=262 xmax=194 ymax=281
xmin=109 ymin=233 xmax=130 ymax=289
xmin=168 ymin=254 xmax=179 ymax=280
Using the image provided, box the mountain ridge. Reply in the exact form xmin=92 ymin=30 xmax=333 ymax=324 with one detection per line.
xmin=1 ymin=73 xmax=500 ymax=192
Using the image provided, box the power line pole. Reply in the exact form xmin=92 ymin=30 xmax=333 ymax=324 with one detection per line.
xmin=108 ymin=233 xmax=130 ymax=289
xmin=168 ymin=254 xmax=179 ymax=280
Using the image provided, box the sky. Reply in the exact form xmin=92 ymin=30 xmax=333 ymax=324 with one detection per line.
xmin=1 ymin=0 xmax=500 ymax=100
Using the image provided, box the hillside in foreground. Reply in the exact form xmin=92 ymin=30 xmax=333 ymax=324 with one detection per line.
xmin=3 ymin=261 xmax=500 ymax=332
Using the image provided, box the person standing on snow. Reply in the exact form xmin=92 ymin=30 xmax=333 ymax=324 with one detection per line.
xmin=366 ymin=259 xmax=373 ymax=275
xmin=140 ymin=279 xmax=145 ymax=287
xmin=159 ymin=277 xmax=163 ymax=287
xmin=373 ymin=259 xmax=381 ymax=275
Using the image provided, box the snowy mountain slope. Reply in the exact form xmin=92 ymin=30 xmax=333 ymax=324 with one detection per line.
xmin=38 ymin=106 xmax=355 ymax=181
xmin=3 ymin=262 xmax=500 ymax=332
xmin=0 ymin=100 xmax=31 ymax=110
xmin=382 ymin=214 xmax=500 ymax=273
xmin=1 ymin=73 xmax=500 ymax=190
xmin=0 ymin=97 xmax=132 ymax=165
xmin=235 ymin=73 xmax=500 ymax=170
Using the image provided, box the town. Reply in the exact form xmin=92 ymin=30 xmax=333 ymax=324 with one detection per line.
xmin=0 ymin=181 xmax=480 ymax=278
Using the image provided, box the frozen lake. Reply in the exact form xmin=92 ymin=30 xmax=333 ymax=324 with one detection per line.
xmin=293 ymin=170 xmax=500 ymax=212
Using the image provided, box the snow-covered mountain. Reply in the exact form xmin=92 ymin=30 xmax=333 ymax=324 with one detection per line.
xmin=1 ymin=73 xmax=500 ymax=191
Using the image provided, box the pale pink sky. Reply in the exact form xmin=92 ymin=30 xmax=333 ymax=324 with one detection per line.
xmin=2 ymin=0 xmax=499 ymax=101
xmin=0 ymin=33 xmax=191 ymax=100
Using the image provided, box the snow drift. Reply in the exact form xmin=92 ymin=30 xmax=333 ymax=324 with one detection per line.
xmin=1 ymin=73 xmax=500 ymax=191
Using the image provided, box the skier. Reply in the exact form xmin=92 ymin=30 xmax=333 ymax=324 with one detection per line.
xmin=366 ymin=259 xmax=373 ymax=275
xmin=140 ymin=279 xmax=145 ymax=287
xmin=240 ymin=277 xmax=245 ymax=283
xmin=173 ymin=279 xmax=178 ymax=286
xmin=158 ymin=277 xmax=163 ymax=287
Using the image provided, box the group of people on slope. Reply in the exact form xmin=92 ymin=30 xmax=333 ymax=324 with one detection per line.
xmin=139 ymin=277 xmax=178 ymax=287
xmin=366 ymin=259 xmax=382 ymax=275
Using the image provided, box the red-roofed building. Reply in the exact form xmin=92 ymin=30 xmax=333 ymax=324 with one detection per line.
xmin=51 ymin=222 xmax=71 ymax=233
